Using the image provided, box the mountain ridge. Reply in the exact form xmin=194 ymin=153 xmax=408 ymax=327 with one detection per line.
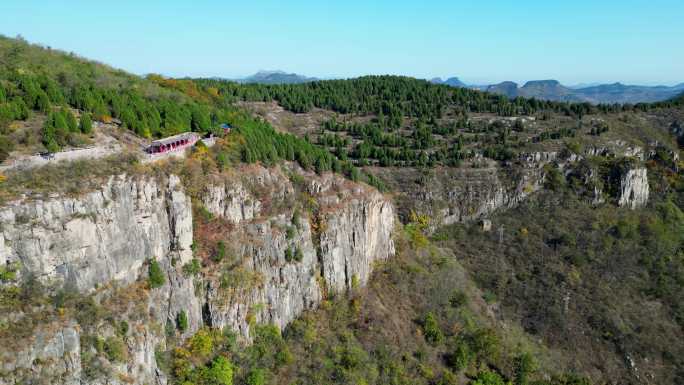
xmin=476 ymin=79 xmax=684 ymax=103
xmin=235 ymin=70 xmax=318 ymax=84
xmin=424 ymin=75 xmax=684 ymax=104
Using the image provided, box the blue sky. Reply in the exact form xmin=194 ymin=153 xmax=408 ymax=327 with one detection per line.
xmin=1 ymin=0 xmax=683 ymax=85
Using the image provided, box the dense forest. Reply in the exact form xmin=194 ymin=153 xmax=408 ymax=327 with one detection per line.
xmin=195 ymin=76 xmax=622 ymax=118
xmin=0 ymin=36 xmax=370 ymax=184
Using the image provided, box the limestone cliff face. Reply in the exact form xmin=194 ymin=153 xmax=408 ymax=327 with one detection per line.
xmin=370 ymin=150 xmax=652 ymax=228
xmin=0 ymin=174 xmax=193 ymax=292
xmin=374 ymin=165 xmax=544 ymax=227
xmin=0 ymin=165 xmax=394 ymax=385
xmin=200 ymin=166 xmax=395 ymax=338
xmin=617 ymin=167 xmax=650 ymax=209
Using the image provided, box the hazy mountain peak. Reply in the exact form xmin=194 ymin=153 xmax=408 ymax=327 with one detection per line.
xmin=254 ymin=70 xmax=288 ymax=76
xmin=522 ymin=79 xmax=562 ymax=88
xmin=430 ymin=76 xmax=466 ymax=88
xmin=240 ymin=70 xmax=318 ymax=84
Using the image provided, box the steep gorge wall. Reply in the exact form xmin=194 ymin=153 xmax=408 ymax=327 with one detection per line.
xmin=0 ymin=165 xmax=394 ymax=385
xmin=372 ymin=153 xmax=650 ymax=228
xmin=0 ymin=174 xmax=193 ymax=291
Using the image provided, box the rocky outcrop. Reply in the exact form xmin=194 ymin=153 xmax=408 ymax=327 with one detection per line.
xmin=618 ymin=167 xmax=650 ymax=209
xmin=0 ymin=174 xmax=193 ymax=292
xmin=0 ymin=174 xmax=196 ymax=385
xmin=319 ymin=186 xmax=395 ymax=293
xmin=3 ymin=322 xmax=81 ymax=385
xmin=0 ymin=164 xmax=395 ymax=385
xmin=373 ymin=166 xmax=544 ymax=227
xmin=200 ymin=166 xmax=395 ymax=337
xmin=201 ymin=183 xmax=262 ymax=223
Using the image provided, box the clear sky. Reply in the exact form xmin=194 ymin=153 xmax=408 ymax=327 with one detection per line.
xmin=1 ymin=0 xmax=682 ymax=86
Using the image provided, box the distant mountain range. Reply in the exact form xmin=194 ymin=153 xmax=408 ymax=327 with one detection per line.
xmin=464 ymin=79 xmax=684 ymax=104
xmin=429 ymin=77 xmax=467 ymax=88
xmin=234 ymin=70 xmax=318 ymax=85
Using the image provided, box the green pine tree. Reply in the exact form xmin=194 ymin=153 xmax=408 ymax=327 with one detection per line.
xmin=66 ymin=110 xmax=78 ymax=132
xmin=79 ymin=113 xmax=93 ymax=134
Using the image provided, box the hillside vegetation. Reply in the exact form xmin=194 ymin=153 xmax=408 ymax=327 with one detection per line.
xmin=0 ymin=35 xmax=366 ymax=185
xmin=186 ymin=77 xmax=683 ymax=169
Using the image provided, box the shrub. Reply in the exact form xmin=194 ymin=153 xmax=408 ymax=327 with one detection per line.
xmin=292 ymin=209 xmax=301 ymax=228
xmin=246 ymin=368 xmax=267 ymax=385
xmin=198 ymin=205 xmax=214 ymax=222
xmin=177 ymin=310 xmax=189 ymax=332
xmin=189 ymin=328 xmax=214 ymax=357
xmin=148 ymin=260 xmax=166 ymax=288
xmin=104 ymin=336 xmax=127 ymax=362
xmin=248 ymin=324 xmax=292 ymax=368
xmin=118 ymin=321 xmax=129 ymax=337
xmin=284 ymin=247 xmax=294 ymax=262
xmin=66 ymin=110 xmax=78 ymax=132
xmin=214 ymin=241 xmax=227 ymax=262
xmin=294 ymin=247 xmax=304 ymax=262
xmin=0 ymin=135 xmax=14 ymax=163
xmin=515 ymin=352 xmax=537 ymax=385
xmin=483 ymin=290 xmax=498 ymax=304
xmin=544 ymin=164 xmax=565 ymax=191
xmin=449 ymin=338 xmax=473 ymax=371
xmin=351 ymin=274 xmax=360 ymax=290
xmin=470 ymin=328 xmax=500 ymax=363
xmin=449 ymin=290 xmax=468 ymax=308
xmin=216 ymin=152 xmax=229 ymax=169
xmin=0 ymin=262 xmax=19 ymax=282
xmin=183 ymin=258 xmax=201 ymax=276
xmin=208 ymin=356 xmax=234 ymax=385
xmin=165 ymin=319 xmax=175 ymax=337
xmin=471 ymin=370 xmax=511 ymax=385
xmin=79 ymin=113 xmax=93 ymax=134
xmin=423 ymin=312 xmax=444 ymax=345
xmin=286 ymin=226 xmax=296 ymax=239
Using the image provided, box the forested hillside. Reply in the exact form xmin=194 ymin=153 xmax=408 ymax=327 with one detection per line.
xmin=180 ymin=77 xmax=683 ymax=169
xmin=0 ymin=35 xmax=362 ymax=182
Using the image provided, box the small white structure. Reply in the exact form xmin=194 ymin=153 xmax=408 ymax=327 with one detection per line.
xmin=481 ymin=219 xmax=492 ymax=232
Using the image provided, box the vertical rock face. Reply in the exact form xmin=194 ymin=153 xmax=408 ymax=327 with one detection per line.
xmin=0 ymin=174 xmax=193 ymax=291
xmin=618 ymin=168 xmax=650 ymax=209
xmin=203 ymin=217 xmax=323 ymax=337
xmin=200 ymin=166 xmax=394 ymax=338
xmin=0 ymin=175 xmax=196 ymax=385
xmin=0 ymin=165 xmax=395 ymax=385
xmin=320 ymin=195 xmax=395 ymax=293
xmin=3 ymin=322 xmax=81 ymax=385
xmin=374 ymin=166 xmax=543 ymax=227
xmin=201 ymin=183 xmax=262 ymax=223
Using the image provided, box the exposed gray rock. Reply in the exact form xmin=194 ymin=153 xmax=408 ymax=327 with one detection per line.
xmin=200 ymin=166 xmax=394 ymax=337
xmin=0 ymin=174 xmax=193 ymax=292
xmin=202 ymin=183 xmax=262 ymax=223
xmin=0 ymin=165 xmax=395 ymax=384
xmin=203 ymin=216 xmax=322 ymax=338
xmin=320 ymin=193 xmax=395 ymax=293
xmin=618 ymin=167 xmax=650 ymax=209
xmin=1 ymin=322 xmax=81 ymax=385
